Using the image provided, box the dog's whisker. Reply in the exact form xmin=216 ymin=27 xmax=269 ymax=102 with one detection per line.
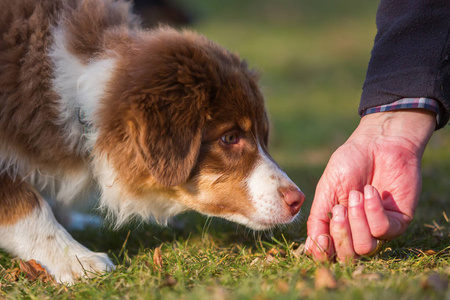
xmin=202 ymin=216 xmax=213 ymax=240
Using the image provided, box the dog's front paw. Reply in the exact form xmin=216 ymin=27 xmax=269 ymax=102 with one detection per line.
xmin=48 ymin=251 xmax=115 ymax=284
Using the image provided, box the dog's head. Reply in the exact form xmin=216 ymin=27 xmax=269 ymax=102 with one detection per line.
xmin=96 ymin=28 xmax=304 ymax=230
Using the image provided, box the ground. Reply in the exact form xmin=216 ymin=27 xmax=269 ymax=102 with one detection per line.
xmin=0 ymin=0 xmax=449 ymax=299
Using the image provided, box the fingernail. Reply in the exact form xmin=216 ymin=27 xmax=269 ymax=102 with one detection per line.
xmin=349 ymin=191 xmax=361 ymax=207
xmin=317 ymin=235 xmax=330 ymax=252
xmin=364 ymin=185 xmax=374 ymax=199
xmin=332 ymin=205 xmax=346 ymax=222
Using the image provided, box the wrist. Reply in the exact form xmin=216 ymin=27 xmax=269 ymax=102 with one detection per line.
xmin=353 ymin=109 xmax=435 ymax=156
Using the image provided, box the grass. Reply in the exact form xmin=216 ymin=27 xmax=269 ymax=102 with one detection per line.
xmin=0 ymin=0 xmax=449 ymax=298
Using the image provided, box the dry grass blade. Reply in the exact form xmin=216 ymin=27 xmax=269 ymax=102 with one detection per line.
xmin=153 ymin=247 xmax=164 ymax=271
xmin=267 ymin=248 xmax=286 ymax=257
xmin=292 ymin=243 xmax=306 ymax=258
xmin=443 ymin=211 xmax=449 ymax=223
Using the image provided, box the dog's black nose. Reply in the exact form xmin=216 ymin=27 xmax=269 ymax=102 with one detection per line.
xmin=282 ymin=188 xmax=305 ymax=216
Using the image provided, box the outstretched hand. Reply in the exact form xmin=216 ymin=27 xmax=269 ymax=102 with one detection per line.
xmin=305 ymin=110 xmax=436 ymax=262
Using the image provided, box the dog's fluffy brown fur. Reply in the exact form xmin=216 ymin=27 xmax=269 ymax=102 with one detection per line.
xmin=0 ymin=0 xmax=304 ymax=283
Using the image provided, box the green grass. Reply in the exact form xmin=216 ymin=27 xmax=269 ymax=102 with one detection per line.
xmin=0 ymin=0 xmax=449 ymax=298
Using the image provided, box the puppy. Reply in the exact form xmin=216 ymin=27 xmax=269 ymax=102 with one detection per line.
xmin=0 ymin=0 xmax=305 ymax=283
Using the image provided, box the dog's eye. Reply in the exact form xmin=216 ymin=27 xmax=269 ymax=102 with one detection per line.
xmin=221 ymin=133 xmax=239 ymax=145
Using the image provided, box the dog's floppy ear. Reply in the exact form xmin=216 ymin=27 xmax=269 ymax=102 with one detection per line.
xmin=117 ymin=29 xmax=224 ymax=186
xmin=127 ymin=74 xmax=212 ymax=187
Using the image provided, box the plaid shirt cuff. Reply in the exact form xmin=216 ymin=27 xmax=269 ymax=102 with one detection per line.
xmin=362 ymin=98 xmax=441 ymax=122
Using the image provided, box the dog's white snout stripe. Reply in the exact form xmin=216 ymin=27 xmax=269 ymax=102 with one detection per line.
xmin=245 ymin=146 xmax=301 ymax=229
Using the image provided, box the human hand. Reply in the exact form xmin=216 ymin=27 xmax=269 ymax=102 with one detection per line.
xmin=305 ymin=109 xmax=436 ymax=262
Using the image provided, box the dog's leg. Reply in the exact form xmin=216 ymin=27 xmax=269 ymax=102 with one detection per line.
xmin=0 ymin=174 xmax=114 ymax=284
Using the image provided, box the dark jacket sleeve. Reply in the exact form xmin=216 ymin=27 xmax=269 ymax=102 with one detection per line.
xmin=359 ymin=0 xmax=450 ymax=129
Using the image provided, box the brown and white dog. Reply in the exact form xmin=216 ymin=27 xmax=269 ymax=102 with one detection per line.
xmin=0 ymin=0 xmax=305 ymax=283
